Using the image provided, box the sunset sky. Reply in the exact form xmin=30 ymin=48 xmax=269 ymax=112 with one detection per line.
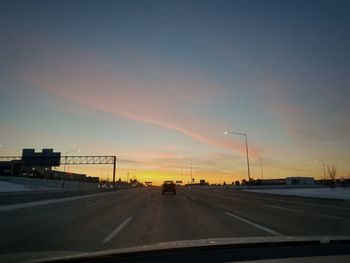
xmin=1 ymin=0 xmax=350 ymax=185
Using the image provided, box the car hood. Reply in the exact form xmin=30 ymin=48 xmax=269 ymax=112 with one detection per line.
xmin=20 ymin=235 xmax=350 ymax=263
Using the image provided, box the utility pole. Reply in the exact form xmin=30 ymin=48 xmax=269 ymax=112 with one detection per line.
xmin=260 ymin=157 xmax=264 ymax=180
xmin=190 ymin=159 xmax=193 ymax=185
xmin=113 ymin=156 xmax=116 ymax=187
xmin=181 ymin=166 xmax=183 ymax=183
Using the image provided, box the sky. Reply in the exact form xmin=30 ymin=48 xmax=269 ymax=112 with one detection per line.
xmin=1 ymin=0 xmax=350 ymax=185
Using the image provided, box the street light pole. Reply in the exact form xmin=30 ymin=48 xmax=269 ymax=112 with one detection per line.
xmin=225 ymin=131 xmax=251 ymax=183
xmin=317 ymin=159 xmax=326 ymax=181
xmin=182 ymin=158 xmax=193 ymax=186
xmin=322 ymin=161 xmax=326 ymax=181
xmin=260 ymin=157 xmax=264 ymax=180
xmin=189 ymin=159 xmax=193 ymax=185
xmin=244 ymin=134 xmax=251 ymax=183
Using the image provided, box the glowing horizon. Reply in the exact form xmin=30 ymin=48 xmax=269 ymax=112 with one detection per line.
xmin=1 ymin=1 xmax=349 ymax=183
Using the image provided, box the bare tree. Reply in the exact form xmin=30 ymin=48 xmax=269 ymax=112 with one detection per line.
xmin=328 ymin=165 xmax=337 ymax=180
xmin=327 ymin=165 xmax=337 ymax=190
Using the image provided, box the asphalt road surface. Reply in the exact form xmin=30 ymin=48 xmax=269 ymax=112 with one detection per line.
xmin=1 ymin=187 xmax=350 ymax=261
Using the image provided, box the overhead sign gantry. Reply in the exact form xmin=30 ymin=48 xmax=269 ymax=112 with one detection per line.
xmin=0 ymin=154 xmax=117 ymax=186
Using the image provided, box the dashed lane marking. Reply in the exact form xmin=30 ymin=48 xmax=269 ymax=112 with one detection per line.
xmin=103 ymin=216 xmax=133 ymax=243
xmin=225 ymin=211 xmax=284 ymax=237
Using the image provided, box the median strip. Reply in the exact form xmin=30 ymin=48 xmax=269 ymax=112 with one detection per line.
xmin=225 ymin=211 xmax=284 ymax=237
xmin=103 ymin=216 xmax=133 ymax=243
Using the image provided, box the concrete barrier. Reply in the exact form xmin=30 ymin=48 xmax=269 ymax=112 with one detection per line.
xmin=0 ymin=176 xmax=98 ymax=190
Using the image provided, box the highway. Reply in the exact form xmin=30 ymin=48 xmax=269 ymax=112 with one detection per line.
xmin=1 ymin=187 xmax=350 ymax=261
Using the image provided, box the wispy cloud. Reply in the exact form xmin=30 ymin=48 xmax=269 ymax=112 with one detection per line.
xmin=21 ymin=47 xmax=260 ymax=156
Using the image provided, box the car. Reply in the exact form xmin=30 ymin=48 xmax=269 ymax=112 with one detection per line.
xmin=162 ymin=180 xmax=176 ymax=195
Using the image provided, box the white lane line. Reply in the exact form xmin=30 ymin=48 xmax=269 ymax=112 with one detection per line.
xmin=225 ymin=212 xmax=284 ymax=237
xmin=320 ymin=214 xmax=345 ymax=221
xmin=0 ymin=191 xmax=118 ymax=212
xmin=103 ymin=216 xmax=132 ymax=243
xmin=189 ymin=196 xmax=197 ymax=200
xmin=267 ymin=205 xmax=302 ymax=213
xmin=84 ymin=203 xmax=99 ymax=208
xmin=146 ymin=197 xmax=152 ymax=202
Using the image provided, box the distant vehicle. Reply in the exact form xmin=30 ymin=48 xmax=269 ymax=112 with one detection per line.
xmin=98 ymin=183 xmax=113 ymax=190
xmin=98 ymin=184 xmax=107 ymax=189
xmin=162 ymin=181 xmax=176 ymax=195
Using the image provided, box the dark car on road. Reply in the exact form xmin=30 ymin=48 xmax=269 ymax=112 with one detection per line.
xmin=162 ymin=181 xmax=176 ymax=195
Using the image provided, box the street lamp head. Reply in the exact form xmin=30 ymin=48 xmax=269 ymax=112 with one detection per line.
xmin=225 ymin=131 xmax=246 ymax=136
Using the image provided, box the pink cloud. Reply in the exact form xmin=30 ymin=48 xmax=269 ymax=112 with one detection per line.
xmin=20 ymin=48 xmax=260 ymax=156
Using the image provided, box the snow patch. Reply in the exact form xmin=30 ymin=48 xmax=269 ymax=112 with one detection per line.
xmin=244 ymin=188 xmax=350 ymax=200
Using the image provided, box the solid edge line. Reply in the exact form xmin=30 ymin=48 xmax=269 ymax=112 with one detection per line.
xmin=225 ymin=211 xmax=284 ymax=237
xmin=103 ymin=216 xmax=133 ymax=243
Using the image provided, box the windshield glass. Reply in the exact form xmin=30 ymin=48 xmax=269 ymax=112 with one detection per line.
xmin=1 ymin=0 xmax=350 ymax=262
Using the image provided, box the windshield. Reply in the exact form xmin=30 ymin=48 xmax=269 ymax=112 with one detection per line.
xmin=1 ymin=0 xmax=350 ymax=262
